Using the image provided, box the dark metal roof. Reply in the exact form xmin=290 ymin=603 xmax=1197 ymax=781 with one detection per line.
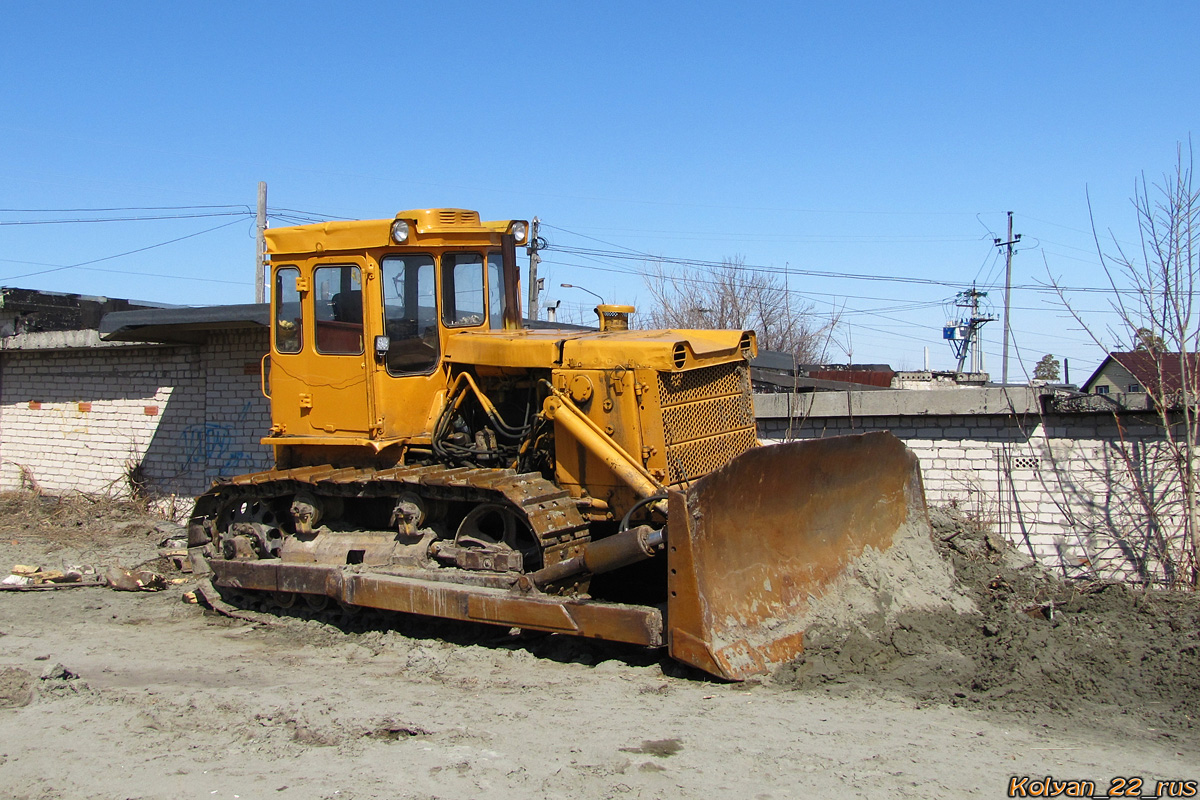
xmin=99 ymin=305 xmax=588 ymax=344
xmin=750 ymin=351 xmax=894 ymax=392
xmin=100 ymin=303 xmax=269 ymax=344
xmin=1 ymin=286 xmax=165 ymax=335
xmin=525 ymin=318 xmax=594 ymax=332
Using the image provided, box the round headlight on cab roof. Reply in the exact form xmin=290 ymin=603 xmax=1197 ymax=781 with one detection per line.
xmin=511 ymin=221 xmax=528 ymax=244
xmin=390 ymin=219 xmax=410 ymax=244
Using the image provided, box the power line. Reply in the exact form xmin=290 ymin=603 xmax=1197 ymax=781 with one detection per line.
xmin=972 ymin=245 xmax=1001 ymax=286
xmin=543 ymin=255 xmax=943 ymax=329
xmin=543 ymin=220 xmax=1154 ymax=296
xmin=0 ymin=217 xmax=250 ymax=282
xmin=0 ymin=254 xmax=252 ymax=286
xmin=549 ymin=227 xmax=984 ymax=246
xmin=268 ymin=213 xmax=328 ymax=226
xmin=0 ymin=211 xmax=251 ymax=225
xmin=0 ymin=204 xmax=250 ymax=212
xmin=541 ymin=254 xmax=1139 ymax=324
xmin=272 ymin=207 xmax=356 ymax=221
xmin=78 ymin=265 xmax=250 ymax=287
xmin=549 ymin=244 xmax=965 ymax=288
xmin=541 ymin=222 xmax=1131 ymax=363
xmin=545 ymin=237 xmax=1144 ymax=296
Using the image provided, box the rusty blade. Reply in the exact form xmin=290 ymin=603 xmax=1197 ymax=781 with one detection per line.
xmin=666 ymin=431 xmax=927 ymax=680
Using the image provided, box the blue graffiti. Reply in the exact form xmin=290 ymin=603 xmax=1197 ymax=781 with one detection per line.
xmin=179 ymin=400 xmax=264 ymax=476
xmin=180 ymin=423 xmax=257 ymax=475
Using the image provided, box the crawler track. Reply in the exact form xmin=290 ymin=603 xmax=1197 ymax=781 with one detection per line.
xmin=191 ymin=463 xmax=592 ymax=571
xmin=187 ymin=464 xmax=665 ymax=649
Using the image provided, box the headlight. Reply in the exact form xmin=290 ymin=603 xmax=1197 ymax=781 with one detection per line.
xmin=391 ymin=219 xmax=410 ymax=244
xmin=511 ymin=221 xmax=528 ymax=244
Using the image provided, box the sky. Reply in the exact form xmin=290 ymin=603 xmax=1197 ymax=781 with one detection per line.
xmin=2 ymin=2 xmax=1198 ymax=382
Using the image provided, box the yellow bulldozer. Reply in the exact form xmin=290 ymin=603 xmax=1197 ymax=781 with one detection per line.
xmin=188 ymin=208 xmax=927 ymax=680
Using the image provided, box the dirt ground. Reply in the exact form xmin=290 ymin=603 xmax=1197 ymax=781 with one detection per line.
xmin=0 ymin=492 xmax=1197 ymax=800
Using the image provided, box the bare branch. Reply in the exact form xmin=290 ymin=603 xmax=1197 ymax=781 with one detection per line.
xmin=639 ymin=256 xmax=838 ymax=362
xmin=1056 ymin=143 xmax=1200 ymax=587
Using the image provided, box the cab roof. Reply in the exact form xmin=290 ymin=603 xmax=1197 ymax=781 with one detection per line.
xmin=265 ymin=209 xmax=521 ymax=256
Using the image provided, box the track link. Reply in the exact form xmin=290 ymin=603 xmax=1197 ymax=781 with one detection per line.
xmin=190 ymin=463 xmax=591 ymax=570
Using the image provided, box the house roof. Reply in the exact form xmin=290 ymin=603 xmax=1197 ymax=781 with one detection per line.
xmin=1082 ymin=351 xmax=1200 ymax=395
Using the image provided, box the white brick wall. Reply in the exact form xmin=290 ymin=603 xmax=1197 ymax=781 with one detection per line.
xmin=759 ymin=403 xmax=1189 ymax=586
xmin=3 ymin=334 xmax=1187 ymax=585
xmin=0 ymin=330 xmax=272 ymax=498
xmin=198 ymin=330 xmax=273 ymax=486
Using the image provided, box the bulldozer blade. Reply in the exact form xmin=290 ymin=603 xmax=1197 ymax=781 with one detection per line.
xmin=665 ymin=431 xmax=928 ymax=680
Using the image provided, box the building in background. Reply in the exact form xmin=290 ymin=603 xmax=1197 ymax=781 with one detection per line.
xmin=0 ymin=287 xmax=271 ymax=501
xmin=1082 ymin=351 xmax=1200 ymax=397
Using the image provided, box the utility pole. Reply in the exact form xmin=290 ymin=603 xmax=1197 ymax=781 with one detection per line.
xmin=995 ymin=211 xmax=1021 ymax=385
xmin=526 ymin=217 xmax=542 ymax=321
xmin=944 ymin=287 xmax=996 ymax=374
xmin=255 ymin=182 xmax=268 ymax=304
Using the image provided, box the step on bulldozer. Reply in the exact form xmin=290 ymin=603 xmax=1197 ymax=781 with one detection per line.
xmin=189 ymin=208 xmax=928 ymax=680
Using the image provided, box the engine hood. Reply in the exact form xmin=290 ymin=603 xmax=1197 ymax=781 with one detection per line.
xmin=443 ymin=327 xmax=753 ymax=371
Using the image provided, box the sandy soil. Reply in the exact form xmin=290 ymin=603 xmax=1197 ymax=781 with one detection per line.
xmin=779 ymin=509 xmax=1200 ymax=734
xmin=0 ymin=494 xmax=1197 ymax=799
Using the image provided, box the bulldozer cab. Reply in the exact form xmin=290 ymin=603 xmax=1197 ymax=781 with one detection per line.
xmin=264 ymin=210 xmax=526 ymax=445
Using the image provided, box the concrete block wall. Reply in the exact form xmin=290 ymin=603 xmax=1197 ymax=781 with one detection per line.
xmin=0 ymin=329 xmax=271 ymax=499
xmin=756 ymin=388 xmax=1185 ymax=585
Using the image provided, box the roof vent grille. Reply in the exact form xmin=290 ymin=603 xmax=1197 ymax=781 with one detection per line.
xmin=437 ymin=209 xmax=479 ymax=226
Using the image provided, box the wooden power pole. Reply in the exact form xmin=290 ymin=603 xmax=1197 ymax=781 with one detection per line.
xmin=255 ymin=182 xmax=267 ymax=304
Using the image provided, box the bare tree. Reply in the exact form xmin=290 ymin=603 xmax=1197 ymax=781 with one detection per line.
xmin=640 ymin=256 xmax=838 ymax=363
xmin=1052 ymin=143 xmax=1200 ymax=587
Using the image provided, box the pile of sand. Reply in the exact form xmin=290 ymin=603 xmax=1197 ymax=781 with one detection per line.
xmin=776 ymin=507 xmax=1200 ymax=732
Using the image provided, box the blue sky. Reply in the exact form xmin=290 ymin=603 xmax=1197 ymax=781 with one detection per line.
xmin=2 ymin=2 xmax=1197 ymax=380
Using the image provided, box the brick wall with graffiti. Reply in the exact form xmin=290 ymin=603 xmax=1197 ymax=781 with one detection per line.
xmin=0 ymin=329 xmax=272 ymax=499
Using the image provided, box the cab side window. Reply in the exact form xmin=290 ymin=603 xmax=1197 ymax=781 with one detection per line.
xmin=274 ymin=267 xmax=303 ymax=354
xmin=441 ymin=253 xmax=486 ymax=328
xmin=313 ymin=265 xmax=364 ymax=355
xmin=381 ymin=254 xmax=438 ymax=374
xmin=487 ymin=250 xmax=507 ymax=330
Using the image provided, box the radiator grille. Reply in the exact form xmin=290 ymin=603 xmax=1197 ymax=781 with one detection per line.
xmin=658 ymin=362 xmax=757 ymax=484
